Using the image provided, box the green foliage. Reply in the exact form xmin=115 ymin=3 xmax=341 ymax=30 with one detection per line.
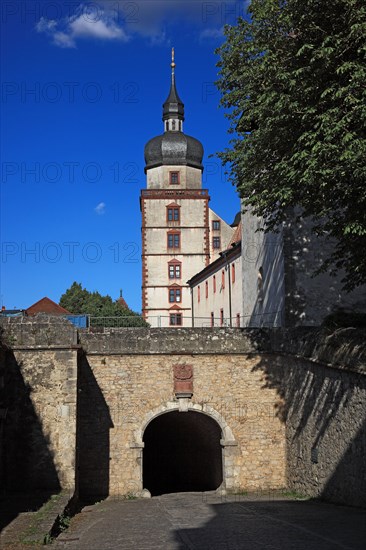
xmin=123 ymin=492 xmax=138 ymax=500
xmin=59 ymin=282 xmax=148 ymax=326
xmin=216 ymin=0 xmax=366 ymax=289
xmin=58 ymin=512 xmax=71 ymax=532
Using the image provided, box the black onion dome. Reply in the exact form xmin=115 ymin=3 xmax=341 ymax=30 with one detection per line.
xmin=144 ymin=132 xmax=204 ymax=172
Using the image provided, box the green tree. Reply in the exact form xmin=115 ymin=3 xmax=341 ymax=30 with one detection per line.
xmin=216 ymin=0 xmax=366 ymax=289
xmin=59 ymin=282 xmax=148 ymax=327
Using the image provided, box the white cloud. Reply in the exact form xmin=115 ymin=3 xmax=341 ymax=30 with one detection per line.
xmin=199 ymin=27 xmax=224 ymax=41
xmin=102 ymin=0 xmax=248 ymax=30
xmin=36 ymin=17 xmax=57 ymax=33
xmin=53 ymin=31 xmax=76 ymax=49
xmin=94 ymin=202 xmax=106 ymax=215
xmin=70 ymin=14 xmax=129 ymax=41
xmin=36 ymin=1 xmax=248 ymax=48
xmin=35 ymin=5 xmax=129 ymax=49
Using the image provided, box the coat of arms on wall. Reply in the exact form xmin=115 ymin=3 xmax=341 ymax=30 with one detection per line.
xmin=173 ymin=364 xmax=193 ymax=396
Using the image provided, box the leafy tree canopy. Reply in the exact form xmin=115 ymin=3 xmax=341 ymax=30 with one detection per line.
xmin=216 ymin=0 xmax=366 ymax=289
xmin=59 ymin=282 xmax=148 ymax=326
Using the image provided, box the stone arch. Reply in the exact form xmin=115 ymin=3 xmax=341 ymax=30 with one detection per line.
xmin=131 ymin=401 xmax=237 ymax=494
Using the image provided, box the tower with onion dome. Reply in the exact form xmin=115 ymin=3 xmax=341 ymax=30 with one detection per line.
xmin=141 ymin=50 xmax=234 ymax=327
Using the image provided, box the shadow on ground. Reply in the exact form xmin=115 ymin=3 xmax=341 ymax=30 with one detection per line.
xmin=172 ymin=497 xmax=366 ymax=550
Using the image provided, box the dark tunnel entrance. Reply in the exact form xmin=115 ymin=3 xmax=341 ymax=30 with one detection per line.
xmin=142 ymin=411 xmax=223 ymax=496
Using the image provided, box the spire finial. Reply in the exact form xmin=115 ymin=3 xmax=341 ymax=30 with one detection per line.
xmin=162 ymin=47 xmax=184 ymax=127
xmin=171 ymin=47 xmax=175 ymax=73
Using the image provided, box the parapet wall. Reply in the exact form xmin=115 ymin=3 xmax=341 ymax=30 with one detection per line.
xmin=79 ymin=327 xmax=270 ymax=355
xmin=78 ymin=325 xmax=366 ymax=372
xmin=0 ymin=314 xmax=77 ymax=348
xmin=2 ymin=317 xmax=365 ymax=373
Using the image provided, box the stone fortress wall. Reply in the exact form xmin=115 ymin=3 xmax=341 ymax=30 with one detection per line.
xmin=0 ymin=316 xmax=365 ymax=507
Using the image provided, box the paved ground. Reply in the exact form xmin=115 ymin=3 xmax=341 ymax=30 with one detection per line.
xmin=53 ymin=492 xmax=366 ymax=550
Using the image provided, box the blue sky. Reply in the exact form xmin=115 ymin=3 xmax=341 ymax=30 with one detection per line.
xmin=1 ymin=0 xmax=247 ymax=312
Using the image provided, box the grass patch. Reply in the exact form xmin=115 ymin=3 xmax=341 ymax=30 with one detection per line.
xmin=15 ymin=493 xmax=65 ymax=546
xmin=46 ymin=494 xmax=81 ymax=544
xmin=122 ymin=492 xmax=138 ymax=500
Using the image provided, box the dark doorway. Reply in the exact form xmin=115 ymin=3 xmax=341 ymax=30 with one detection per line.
xmin=143 ymin=411 xmax=223 ymax=496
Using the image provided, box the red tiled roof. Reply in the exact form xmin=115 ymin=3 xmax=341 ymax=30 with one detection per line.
xmin=228 ymin=220 xmax=242 ymax=247
xmin=26 ymin=297 xmax=71 ymax=316
xmin=117 ymin=296 xmax=129 ymax=310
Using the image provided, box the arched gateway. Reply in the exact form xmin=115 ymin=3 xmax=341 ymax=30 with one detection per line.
xmin=132 ymin=402 xmax=238 ymax=496
xmin=143 ymin=411 xmax=222 ymax=495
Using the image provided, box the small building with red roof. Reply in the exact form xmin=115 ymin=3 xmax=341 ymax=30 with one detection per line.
xmin=26 ymin=297 xmax=71 ymax=316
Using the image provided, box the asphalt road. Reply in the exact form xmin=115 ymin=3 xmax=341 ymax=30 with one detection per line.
xmin=53 ymin=492 xmax=366 ymax=550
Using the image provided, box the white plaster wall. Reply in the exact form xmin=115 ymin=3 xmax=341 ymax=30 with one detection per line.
xmin=144 ymin=198 xmax=206 ymax=228
xmin=231 ymin=257 xmax=243 ymax=323
xmin=146 ymin=255 xmax=207 ymax=286
xmin=208 ymin=208 xmax=235 ymax=261
xmin=147 ymin=165 xmax=202 ymax=189
xmin=192 ymin=255 xmax=243 ymax=327
xmin=145 ymin=227 xmax=207 ymax=255
xmin=146 ymin=285 xmax=190 ymax=309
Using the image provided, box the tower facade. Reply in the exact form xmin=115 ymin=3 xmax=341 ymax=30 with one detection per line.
xmin=141 ymin=51 xmax=234 ymax=327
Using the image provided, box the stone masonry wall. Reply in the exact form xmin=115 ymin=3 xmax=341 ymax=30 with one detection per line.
xmin=6 ymin=349 xmax=78 ymax=490
xmin=77 ymin=352 xmax=287 ymax=497
xmin=249 ymin=351 xmax=366 ymax=507
xmin=79 ymin=327 xmax=366 ymax=506
xmin=0 ymin=316 xmax=78 ymax=491
xmin=1 ymin=318 xmax=365 ymax=506
xmin=283 ymin=356 xmax=366 ymax=507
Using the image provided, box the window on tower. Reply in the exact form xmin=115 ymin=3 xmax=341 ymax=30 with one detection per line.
xmin=169 ymin=171 xmax=180 ymax=185
xmin=169 ymin=287 xmax=181 ymax=303
xmin=212 ymin=220 xmax=220 ymax=231
xmin=167 ymin=231 xmax=180 ymax=249
xmin=168 ymin=261 xmax=181 ymax=279
xmin=167 ymin=207 xmax=180 ymax=222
